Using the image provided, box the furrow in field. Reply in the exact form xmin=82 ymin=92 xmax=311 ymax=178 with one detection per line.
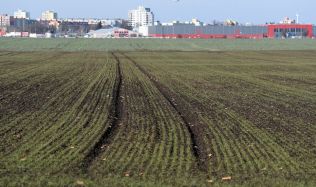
xmin=88 ymin=52 xmax=197 ymax=180
xmin=1 ymin=52 xmax=118 ymax=175
xmin=32 ymin=60 xmax=114 ymax=164
xmin=1 ymin=50 xmax=315 ymax=185
xmin=120 ymin=52 xmax=210 ymax=173
xmin=128 ymin=51 xmax=312 ymax=178
xmin=82 ymin=52 xmax=123 ymax=171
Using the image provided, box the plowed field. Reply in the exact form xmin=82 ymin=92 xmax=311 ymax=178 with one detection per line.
xmin=0 ymin=50 xmax=315 ymax=186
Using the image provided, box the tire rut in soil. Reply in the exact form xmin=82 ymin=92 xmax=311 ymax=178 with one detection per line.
xmin=120 ymin=52 xmax=210 ymax=173
xmin=82 ymin=52 xmax=123 ymax=172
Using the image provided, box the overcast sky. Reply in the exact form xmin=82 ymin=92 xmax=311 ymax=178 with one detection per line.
xmin=1 ymin=0 xmax=315 ymax=24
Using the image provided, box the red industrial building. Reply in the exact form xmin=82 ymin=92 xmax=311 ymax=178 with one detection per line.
xmin=267 ymin=24 xmax=313 ymax=38
xmin=147 ymin=24 xmax=316 ymax=39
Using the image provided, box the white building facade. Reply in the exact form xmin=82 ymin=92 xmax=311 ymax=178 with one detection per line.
xmin=0 ymin=14 xmax=11 ymax=27
xmin=128 ymin=6 xmax=154 ymax=28
xmin=14 ymin=9 xmax=30 ymax=19
xmin=41 ymin=10 xmax=58 ymax=21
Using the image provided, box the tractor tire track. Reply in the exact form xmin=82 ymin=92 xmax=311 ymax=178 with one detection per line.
xmin=120 ymin=52 xmax=210 ymax=173
xmin=82 ymin=52 xmax=123 ymax=172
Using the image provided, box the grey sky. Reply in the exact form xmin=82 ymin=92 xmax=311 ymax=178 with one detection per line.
xmin=1 ymin=0 xmax=315 ymax=24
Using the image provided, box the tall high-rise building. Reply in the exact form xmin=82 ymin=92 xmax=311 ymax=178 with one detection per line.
xmin=14 ymin=9 xmax=30 ymax=19
xmin=0 ymin=14 xmax=11 ymax=26
xmin=128 ymin=6 xmax=154 ymax=28
xmin=41 ymin=10 xmax=58 ymax=21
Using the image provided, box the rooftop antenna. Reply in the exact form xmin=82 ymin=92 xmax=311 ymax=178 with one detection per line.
xmin=296 ymin=13 xmax=299 ymax=24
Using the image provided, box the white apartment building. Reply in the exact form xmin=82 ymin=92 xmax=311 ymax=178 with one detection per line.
xmin=128 ymin=6 xmax=154 ymax=28
xmin=41 ymin=10 xmax=58 ymax=21
xmin=0 ymin=14 xmax=11 ymax=27
xmin=14 ymin=9 xmax=30 ymax=19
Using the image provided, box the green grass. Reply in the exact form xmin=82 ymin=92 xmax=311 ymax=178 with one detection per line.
xmin=1 ymin=38 xmax=316 ymax=51
xmin=0 ymin=49 xmax=315 ymax=186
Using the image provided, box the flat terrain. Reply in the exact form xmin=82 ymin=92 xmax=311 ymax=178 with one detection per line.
xmin=1 ymin=38 xmax=316 ymax=51
xmin=0 ymin=42 xmax=316 ymax=186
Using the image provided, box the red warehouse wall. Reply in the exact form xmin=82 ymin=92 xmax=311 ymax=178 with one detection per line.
xmin=268 ymin=24 xmax=313 ymax=38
